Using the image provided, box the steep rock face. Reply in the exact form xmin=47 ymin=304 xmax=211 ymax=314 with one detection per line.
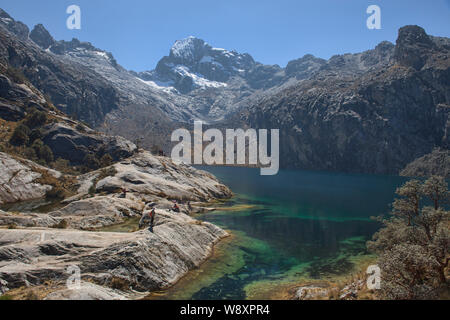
xmin=29 ymin=24 xmax=55 ymax=50
xmin=0 ymin=18 xmax=120 ymax=127
xmin=394 ymin=25 xmax=437 ymax=70
xmin=0 ymin=9 xmax=28 ymax=40
xmin=0 ymin=152 xmax=61 ymax=205
xmin=238 ymin=26 xmax=449 ymax=174
xmin=400 ymin=148 xmax=450 ymax=178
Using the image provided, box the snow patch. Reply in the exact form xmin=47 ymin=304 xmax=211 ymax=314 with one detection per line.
xmin=137 ymin=78 xmax=177 ymax=94
xmin=171 ymin=36 xmax=201 ymax=60
xmin=173 ymin=66 xmax=227 ymax=89
xmin=94 ymin=51 xmax=109 ymax=59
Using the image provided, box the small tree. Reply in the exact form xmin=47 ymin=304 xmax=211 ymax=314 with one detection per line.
xmin=9 ymin=124 xmax=31 ymax=146
xmin=24 ymin=110 xmax=47 ymax=129
xmin=100 ymin=154 xmax=113 ymax=168
xmin=83 ymin=153 xmax=100 ymax=170
xmin=39 ymin=145 xmax=54 ymax=163
xmin=367 ymin=176 xmax=449 ymax=300
xmin=28 ymin=128 xmax=43 ymax=144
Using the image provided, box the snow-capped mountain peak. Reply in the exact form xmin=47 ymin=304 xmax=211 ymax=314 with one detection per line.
xmin=141 ymin=36 xmax=256 ymax=93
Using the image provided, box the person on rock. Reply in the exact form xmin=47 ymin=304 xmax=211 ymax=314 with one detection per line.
xmin=148 ymin=207 xmax=156 ymax=233
xmin=171 ymin=201 xmax=180 ymax=213
xmin=139 ymin=203 xmax=156 ymax=232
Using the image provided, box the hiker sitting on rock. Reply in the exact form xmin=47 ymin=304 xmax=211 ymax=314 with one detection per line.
xmin=171 ymin=201 xmax=181 ymax=213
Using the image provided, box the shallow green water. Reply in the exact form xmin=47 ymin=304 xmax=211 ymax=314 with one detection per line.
xmin=152 ymin=167 xmax=409 ymax=300
xmin=0 ymin=166 xmax=412 ymax=299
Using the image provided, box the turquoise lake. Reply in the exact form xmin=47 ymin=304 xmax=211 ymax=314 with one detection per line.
xmin=151 ymin=167 xmax=409 ymax=300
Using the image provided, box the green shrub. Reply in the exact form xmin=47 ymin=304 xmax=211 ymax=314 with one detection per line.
xmin=46 ymin=186 xmax=66 ymax=200
xmin=30 ymin=139 xmax=54 ymax=163
xmin=51 ymin=158 xmax=70 ymax=172
xmin=31 ymin=139 xmax=44 ymax=152
xmin=110 ymin=277 xmax=129 ymax=291
xmin=23 ymin=147 xmax=37 ymax=160
xmin=83 ymin=153 xmax=100 ymax=170
xmin=39 ymin=145 xmax=54 ymax=163
xmin=100 ymin=154 xmax=113 ymax=168
xmin=52 ymin=220 xmax=68 ymax=229
xmin=24 ymin=110 xmax=47 ymax=129
xmin=9 ymin=124 xmax=31 ymax=146
xmin=28 ymin=128 xmax=43 ymax=144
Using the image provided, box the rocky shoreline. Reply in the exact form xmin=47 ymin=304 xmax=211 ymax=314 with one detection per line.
xmin=0 ymin=151 xmax=232 ymax=300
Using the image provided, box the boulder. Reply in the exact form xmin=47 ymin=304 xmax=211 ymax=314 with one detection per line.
xmin=0 ymin=102 xmax=26 ymax=121
xmin=0 ymin=152 xmax=61 ymax=205
xmin=42 ymin=122 xmax=137 ymax=165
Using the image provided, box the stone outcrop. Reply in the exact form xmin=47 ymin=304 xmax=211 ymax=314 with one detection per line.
xmin=42 ymin=122 xmax=137 ymax=165
xmin=29 ymin=24 xmax=55 ymax=50
xmin=92 ymin=151 xmax=231 ymax=201
xmin=0 ymin=146 xmax=231 ymax=300
xmin=0 ymin=15 xmax=121 ymax=127
xmin=0 ymin=152 xmax=61 ymax=205
xmin=44 ymin=282 xmax=128 ymax=300
xmin=0 ymin=211 xmax=228 ymax=296
xmin=0 ymin=102 xmax=26 ymax=121
xmin=400 ymin=148 xmax=450 ymax=178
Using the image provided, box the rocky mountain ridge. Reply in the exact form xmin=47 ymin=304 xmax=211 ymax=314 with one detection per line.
xmin=236 ymin=25 xmax=449 ymax=175
xmin=1 ymin=8 xmax=448 ymax=176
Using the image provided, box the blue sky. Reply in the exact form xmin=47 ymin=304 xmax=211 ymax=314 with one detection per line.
xmin=0 ymin=0 xmax=449 ymax=71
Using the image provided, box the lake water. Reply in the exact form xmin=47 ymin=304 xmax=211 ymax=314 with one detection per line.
xmin=149 ymin=167 xmax=409 ymax=300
